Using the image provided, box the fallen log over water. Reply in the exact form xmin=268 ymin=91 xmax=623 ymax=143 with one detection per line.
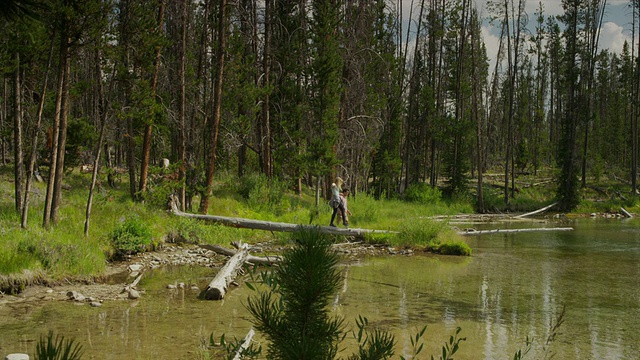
xmin=458 ymin=227 xmax=573 ymax=236
xmin=199 ymin=243 xmax=281 ymax=265
xmin=169 ymin=195 xmax=395 ymax=237
xmin=202 ymin=244 xmax=249 ymax=300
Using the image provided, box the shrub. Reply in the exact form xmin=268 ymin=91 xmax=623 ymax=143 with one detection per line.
xmin=108 ymin=217 xmax=153 ymax=259
xmin=404 ymin=182 xmax=442 ymax=204
xmin=166 ymin=218 xmax=221 ymax=244
xmin=392 ymin=219 xmax=445 ymax=247
xmin=237 ymin=173 xmax=288 ymax=213
xmin=428 ymin=241 xmax=472 ymax=256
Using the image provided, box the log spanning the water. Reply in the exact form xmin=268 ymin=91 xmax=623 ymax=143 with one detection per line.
xmin=458 ymin=227 xmax=574 ymax=236
xmin=202 ymin=244 xmax=249 ymax=300
xmin=199 ymin=243 xmax=281 ymax=265
xmin=169 ymin=195 xmax=395 ymax=237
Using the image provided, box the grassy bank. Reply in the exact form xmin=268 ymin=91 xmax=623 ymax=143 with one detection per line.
xmin=4 ymin=165 xmax=635 ymax=292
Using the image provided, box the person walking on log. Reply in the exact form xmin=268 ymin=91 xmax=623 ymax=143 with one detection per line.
xmin=329 ymin=177 xmax=348 ymax=227
xmin=336 ymin=188 xmax=352 ymax=226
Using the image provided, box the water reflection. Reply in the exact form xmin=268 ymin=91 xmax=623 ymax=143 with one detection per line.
xmin=0 ymin=219 xmax=639 ymax=359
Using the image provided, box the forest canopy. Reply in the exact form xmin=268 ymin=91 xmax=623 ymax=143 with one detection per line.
xmin=1 ymin=0 xmax=639 ymax=225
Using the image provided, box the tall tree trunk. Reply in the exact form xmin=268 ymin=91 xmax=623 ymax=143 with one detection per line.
xmin=470 ymin=16 xmax=484 ymax=213
xmin=13 ymin=50 xmax=24 ymax=213
xmin=178 ymin=0 xmax=187 ymax=211
xmin=50 ymin=42 xmax=72 ymax=224
xmin=138 ymin=0 xmax=166 ymax=200
xmin=261 ymin=0 xmax=272 ymax=178
xmin=403 ymin=0 xmax=425 ymax=190
xmin=1 ymin=78 xmax=6 ymax=165
xmin=200 ymin=0 xmax=227 ymax=214
xmin=85 ymin=47 xmax=109 ymax=236
xmin=43 ymin=34 xmax=68 ymax=228
xmin=22 ymin=35 xmax=55 ymax=228
xmin=633 ymin=0 xmax=639 ymax=194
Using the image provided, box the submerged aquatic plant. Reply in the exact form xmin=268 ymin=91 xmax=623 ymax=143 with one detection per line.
xmin=35 ymin=331 xmax=83 ymax=360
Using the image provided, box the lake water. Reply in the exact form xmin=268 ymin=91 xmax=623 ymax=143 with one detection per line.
xmin=1 ymin=218 xmax=639 ymax=359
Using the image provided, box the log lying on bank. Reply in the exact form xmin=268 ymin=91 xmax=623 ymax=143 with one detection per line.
xmin=513 ymin=202 xmax=558 ymax=219
xmin=169 ymin=195 xmax=395 ymax=237
xmin=202 ymin=244 xmax=249 ymax=300
xmin=458 ymin=227 xmax=573 ymax=236
xmin=620 ymin=207 xmax=633 ymax=218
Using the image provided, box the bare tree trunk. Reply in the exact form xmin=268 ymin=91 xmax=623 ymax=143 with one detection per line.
xmin=633 ymin=0 xmax=639 ymax=193
xmin=43 ymin=35 xmax=68 ymax=228
xmin=261 ymin=0 xmax=272 ymax=178
xmin=1 ymin=78 xmax=6 ymax=165
xmin=85 ymin=48 xmax=109 ymax=236
xmin=178 ymin=0 xmax=187 ymax=211
xmin=22 ymin=36 xmax=55 ymax=228
xmin=50 ymin=43 xmax=72 ymax=224
xmin=13 ymin=50 xmax=24 ymax=213
xmin=470 ymin=17 xmax=485 ymax=213
xmin=200 ymin=0 xmax=227 ymax=214
xmin=138 ymin=0 xmax=166 ymax=200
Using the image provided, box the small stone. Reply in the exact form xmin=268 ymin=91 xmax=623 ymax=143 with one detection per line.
xmin=66 ymin=291 xmax=86 ymax=302
xmin=178 ymin=282 xmax=185 ymax=289
xmin=128 ymin=264 xmax=143 ymax=272
xmin=90 ymin=301 xmax=102 ymax=307
xmin=167 ymin=284 xmax=176 ymax=289
xmin=5 ymin=353 xmax=30 ymax=360
xmin=128 ymin=289 xmax=140 ymax=299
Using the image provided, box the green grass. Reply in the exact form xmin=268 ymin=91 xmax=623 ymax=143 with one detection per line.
xmin=17 ymin=165 xmax=639 ymax=286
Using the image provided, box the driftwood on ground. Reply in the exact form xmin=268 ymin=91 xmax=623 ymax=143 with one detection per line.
xmin=513 ymin=202 xmax=558 ymax=219
xmin=233 ymin=328 xmax=256 ymax=360
xmin=620 ymin=207 xmax=633 ymax=218
xmin=169 ymin=195 xmax=395 ymax=237
xmin=202 ymin=244 xmax=249 ymax=300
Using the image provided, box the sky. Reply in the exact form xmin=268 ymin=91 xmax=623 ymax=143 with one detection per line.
xmin=401 ymin=0 xmax=638 ymax=71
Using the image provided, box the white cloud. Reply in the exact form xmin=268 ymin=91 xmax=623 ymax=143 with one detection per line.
xmin=599 ymin=21 xmax=633 ymax=54
xmin=481 ymin=24 xmax=501 ymax=73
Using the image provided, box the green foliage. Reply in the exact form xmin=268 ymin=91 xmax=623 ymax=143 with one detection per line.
xmin=0 ymin=237 xmax=40 ymax=274
xmin=404 ymin=182 xmax=442 ymax=204
xmin=352 ymin=193 xmax=381 ymax=224
xmin=392 ymin=219 xmax=471 ymax=256
xmin=108 ymin=216 xmax=154 ymax=259
xmin=143 ymin=164 xmax=184 ymax=208
xmin=428 ymin=241 xmax=472 ymax=256
xmin=245 ymin=227 xmax=344 ymax=359
xmin=348 ymin=316 xmax=396 ymax=360
xmin=35 ymin=331 xmax=83 ymax=360
xmin=66 ymin=117 xmax=98 ymax=166
xmin=393 ymin=219 xmax=447 ymax=247
xmin=236 ymin=174 xmax=287 ymax=213
xmin=430 ymin=327 xmax=465 ymax=360
xmin=166 ymin=218 xmax=223 ymax=245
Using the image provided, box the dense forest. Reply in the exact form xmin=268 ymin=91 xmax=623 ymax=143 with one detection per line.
xmin=1 ymin=0 xmax=639 ymax=227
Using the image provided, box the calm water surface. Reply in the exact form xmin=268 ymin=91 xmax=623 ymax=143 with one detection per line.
xmin=1 ymin=219 xmax=639 ymax=359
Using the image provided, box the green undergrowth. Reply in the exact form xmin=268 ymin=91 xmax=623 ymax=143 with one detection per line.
xmin=0 ymin=167 xmax=507 ymax=289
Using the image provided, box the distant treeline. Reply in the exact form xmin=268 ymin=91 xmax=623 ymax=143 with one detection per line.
xmin=1 ymin=0 xmax=639 ymax=226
